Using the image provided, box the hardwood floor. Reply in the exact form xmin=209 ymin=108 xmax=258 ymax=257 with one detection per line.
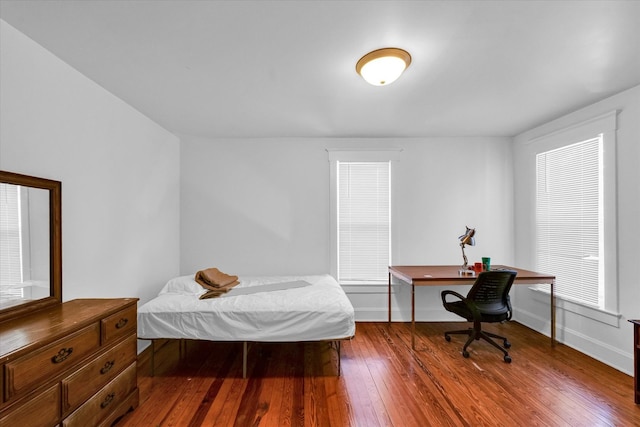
xmin=119 ymin=322 xmax=640 ymax=426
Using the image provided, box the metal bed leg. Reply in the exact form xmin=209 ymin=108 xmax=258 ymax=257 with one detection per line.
xmin=243 ymin=341 xmax=248 ymax=379
xmin=180 ymin=339 xmax=188 ymax=359
xmin=337 ymin=340 xmax=341 ymax=376
xmin=151 ymin=340 xmax=155 ymax=377
xmin=329 ymin=340 xmax=342 ymax=376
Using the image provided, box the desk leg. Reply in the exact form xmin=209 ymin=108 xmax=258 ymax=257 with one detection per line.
xmin=388 ymin=272 xmax=392 ymax=323
xmin=411 ymin=284 xmax=415 ymax=350
xmin=551 ymin=280 xmax=556 ymax=347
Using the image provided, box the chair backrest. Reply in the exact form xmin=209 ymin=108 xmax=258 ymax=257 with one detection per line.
xmin=466 ymin=270 xmax=517 ymax=315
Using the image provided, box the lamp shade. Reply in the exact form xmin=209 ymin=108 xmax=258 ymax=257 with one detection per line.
xmin=356 ymin=48 xmax=411 ymax=86
xmin=459 ymin=227 xmax=476 ymax=246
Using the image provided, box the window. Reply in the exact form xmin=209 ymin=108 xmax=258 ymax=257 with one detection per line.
xmin=531 ymin=111 xmax=617 ymax=312
xmin=338 ymin=162 xmax=390 ymax=283
xmin=0 ymin=183 xmax=24 ymax=299
xmin=536 ymin=136 xmax=602 ymax=306
xmin=328 ymin=150 xmax=400 ymax=285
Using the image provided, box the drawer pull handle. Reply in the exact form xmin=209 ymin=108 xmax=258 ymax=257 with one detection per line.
xmin=51 ymin=347 xmax=73 ymax=364
xmin=101 ymin=392 xmax=116 ymax=409
xmin=115 ymin=318 xmax=128 ymax=329
xmin=100 ymin=360 xmax=115 ymax=374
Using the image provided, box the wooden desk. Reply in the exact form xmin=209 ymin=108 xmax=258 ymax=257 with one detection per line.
xmin=631 ymin=320 xmax=640 ymax=404
xmin=388 ymin=265 xmax=556 ymax=350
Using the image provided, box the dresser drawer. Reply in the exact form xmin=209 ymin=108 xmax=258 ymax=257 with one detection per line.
xmin=62 ymin=333 xmax=136 ymax=414
xmin=62 ymin=362 xmax=137 ymax=427
xmin=0 ymin=383 xmax=60 ymax=427
xmin=97 ymin=387 xmax=139 ymax=427
xmin=4 ymin=323 xmax=100 ymax=401
xmin=101 ymin=305 xmax=136 ymax=344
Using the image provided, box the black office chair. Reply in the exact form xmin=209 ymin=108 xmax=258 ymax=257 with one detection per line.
xmin=441 ymin=270 xmax=517 ymax=363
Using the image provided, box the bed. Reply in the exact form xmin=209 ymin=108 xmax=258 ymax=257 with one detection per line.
xmin=137 ymin=273 xmax=355 ymax=377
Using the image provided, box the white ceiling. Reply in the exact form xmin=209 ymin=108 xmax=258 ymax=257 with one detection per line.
xmin=1 ymin=0 xmax=639 ymax=139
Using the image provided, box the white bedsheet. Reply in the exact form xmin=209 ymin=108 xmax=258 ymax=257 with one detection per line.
xmin=138 ymin=274 xmax=355 ymax=342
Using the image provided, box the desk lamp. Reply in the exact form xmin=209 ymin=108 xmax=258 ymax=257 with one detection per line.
xmin=458 ymin=226 xmax=476 ymax=275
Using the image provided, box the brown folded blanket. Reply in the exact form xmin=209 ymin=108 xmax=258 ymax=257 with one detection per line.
xmin=195 ymin=268 xmax=239 ymax=299
xmin=199 ymin=281 xmax=239 ymax=299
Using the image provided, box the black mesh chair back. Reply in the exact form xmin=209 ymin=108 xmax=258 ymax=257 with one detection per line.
xmin=466 ymin=270 xmax=516 ymax=320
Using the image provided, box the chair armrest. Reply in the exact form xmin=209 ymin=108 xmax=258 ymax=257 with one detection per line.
xmin=441 ymin=290 xmax=481 ymax=321
xmin=441 ymin=290 xmax=466 ymax=305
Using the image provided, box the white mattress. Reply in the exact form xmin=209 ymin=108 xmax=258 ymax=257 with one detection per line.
xmin=138 ymin=274 xmax=355 ymax=342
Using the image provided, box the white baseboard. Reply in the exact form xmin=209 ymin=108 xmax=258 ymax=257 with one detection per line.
xmin=514 ymin=310 xmax=634 ymax=376
xmin=347 ymin=284 xmax=463 ymax=323
xmin=354 ymin=306 xmax=463 ymax=323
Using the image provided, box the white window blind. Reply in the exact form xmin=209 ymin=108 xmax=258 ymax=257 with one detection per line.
xmin=0 ymin=183 xmax=24 ymax=298
xmin=337 ymin=161 xmax=390 ymax=283
xmin=535 ymin=135 xmax=603 ymax=307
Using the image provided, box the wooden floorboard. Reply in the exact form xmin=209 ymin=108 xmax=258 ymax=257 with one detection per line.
xmin=118 ymin=322 xmax=640 ymax=426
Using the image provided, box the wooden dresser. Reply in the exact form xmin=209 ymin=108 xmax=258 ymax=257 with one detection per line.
xmin=0 ymin=298 xmax=139 ymax=426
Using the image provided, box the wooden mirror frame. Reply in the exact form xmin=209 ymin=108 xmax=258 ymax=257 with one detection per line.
xmin=0 ymin=170 xmax=62 ymax=323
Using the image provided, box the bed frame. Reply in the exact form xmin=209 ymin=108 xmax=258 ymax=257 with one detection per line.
xmin=143 ymin=337 xmax=349 ymax=378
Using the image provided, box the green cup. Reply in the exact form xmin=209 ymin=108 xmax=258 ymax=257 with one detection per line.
xmin=482 ymin=257 xmax=491 ymax=271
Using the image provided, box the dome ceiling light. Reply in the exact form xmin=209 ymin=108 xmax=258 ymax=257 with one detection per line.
xmin=356 ymin=47 xmax=412 ymax=86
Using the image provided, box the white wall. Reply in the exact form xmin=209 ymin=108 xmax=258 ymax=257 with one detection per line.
xmin=0 ymin=20 xmax=181 ymax=306
xmin=512 ymin=85 xmax=640 ymax=375
xmin=3 ymin=14 xmax=636 ymax=374
xmin=180 ymin=136 xmax=514 ymax=321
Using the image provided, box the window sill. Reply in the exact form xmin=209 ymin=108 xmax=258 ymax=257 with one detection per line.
xmin=340 ymin=282 xmax=388 ymax=294
xmin=528 ymin=287 xmax=621 ymax=327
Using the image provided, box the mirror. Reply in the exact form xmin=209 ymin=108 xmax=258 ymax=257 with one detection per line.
xmin=0 ymin=170 xmax=61 ymax=323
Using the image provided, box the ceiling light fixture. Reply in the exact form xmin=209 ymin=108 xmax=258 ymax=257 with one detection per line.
xmin=356 ymin=47 xmax=411 ymax=86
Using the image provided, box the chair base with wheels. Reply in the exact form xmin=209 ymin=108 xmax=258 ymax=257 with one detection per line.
xmin=444 ymin=325 xmax=512 ymax=363
xmin=441 ymin=270 xmax=517 ymax=363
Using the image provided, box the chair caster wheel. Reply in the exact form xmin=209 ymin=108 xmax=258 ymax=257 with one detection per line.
xmin=445 ymin=335 xmax=451 ymax=342
xmin=504 ymin=355 xmax=512 ymax=363
xmin=504 ymin=340 xmax=511 ymax=348
xmin=462 ymin=350 xmax=470 ymax=358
